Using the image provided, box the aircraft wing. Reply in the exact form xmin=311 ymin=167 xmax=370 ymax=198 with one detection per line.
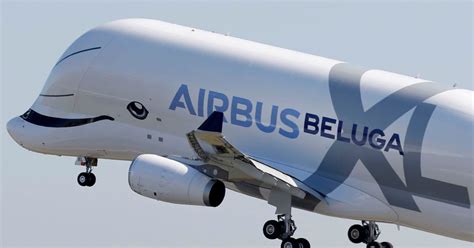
xmin=186 ymin=112 xmax=326 ymax=202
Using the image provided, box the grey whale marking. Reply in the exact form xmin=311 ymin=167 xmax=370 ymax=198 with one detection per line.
xmin=404 ymin=103 xmax=471 ymax=209
xmin=304 ymin=63 xmax=470 ymax=211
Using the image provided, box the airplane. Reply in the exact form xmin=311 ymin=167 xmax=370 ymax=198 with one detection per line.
xmin=6 ymin=18 xmax=473 ymax=248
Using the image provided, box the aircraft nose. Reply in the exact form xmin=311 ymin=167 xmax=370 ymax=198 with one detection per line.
xmin=7 ymin=117 xmax=16 ymax=136
xmin=7 ymin=116 xmax=23 ymax=145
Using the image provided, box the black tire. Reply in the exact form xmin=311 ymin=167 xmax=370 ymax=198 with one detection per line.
xmin=296 ymin=238 xmax=311 ymax=248
xmin=381 ymin=242 xmax=393 ymax=248
xmin=263 ymin=220 xmax=281 ymax=240
xmin=77 ymin=172 xmax=88 ymax=187
xmin=367 ymin=241 xmax=382 ymax=248
xmin=87 ymin=173 xmax=96 ymax=187
xmin=281 ymin=238 xmax=298 ymax=248
xmin=348 ymin=224 xmax=367 ymax=244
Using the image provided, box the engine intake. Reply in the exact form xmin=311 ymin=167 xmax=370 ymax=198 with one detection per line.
xmin=128 ymin=154 xmax=225 ymax=207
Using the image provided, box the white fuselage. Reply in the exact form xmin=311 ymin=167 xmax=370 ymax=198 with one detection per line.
xmin=6 ymin=19 xmax=474 ymax=242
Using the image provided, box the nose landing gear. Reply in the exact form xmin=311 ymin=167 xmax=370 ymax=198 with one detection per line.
xmin=348 ymin=221 xmax=393 ymax=248
xmin=77 ymin=171 xmax=96 ymax=187
xmin=262 ymin=214 xmax=310 ymax=248
xmin=76 ymin=157 xmax=97 ymax=187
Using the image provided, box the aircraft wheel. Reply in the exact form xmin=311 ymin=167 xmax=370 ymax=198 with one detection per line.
xmin=367 ymin=241 xmax=382 ymax=248
xmin=348 ymin=224 xmax=366 ymax=244
xmin=77 ymin=172 xmax=88 ymax=187
xmin=263 ymin=220 xmax=281 ymax=240
xmin=87 ymin=173 xmax=96 ymax=187
xmin=381 ymin=242 xmax=393 ymax=248
xmin=281 ymin=238 xmax=298 ymax=248
xmin=296 ymin=238 xmax=310 ymax=248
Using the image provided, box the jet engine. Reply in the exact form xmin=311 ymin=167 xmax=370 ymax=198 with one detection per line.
xmin=128 ymin=154 xmax=225 ymax=207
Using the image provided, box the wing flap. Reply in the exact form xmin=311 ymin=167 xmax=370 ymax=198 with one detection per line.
xmin=188 ymin=129 xmax=306 ymax=199
xmin=186 ymin=112 xmax=327 ymax=201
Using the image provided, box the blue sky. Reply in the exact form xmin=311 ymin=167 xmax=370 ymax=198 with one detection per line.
xmin=1 ymin=1 xmax=472 ymax=247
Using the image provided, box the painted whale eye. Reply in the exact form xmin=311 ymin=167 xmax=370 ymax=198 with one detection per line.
xmin=127 ymin=101 xmax=149 ymax=120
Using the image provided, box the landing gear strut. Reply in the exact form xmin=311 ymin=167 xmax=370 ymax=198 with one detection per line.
xmin=348 ymin=221 xmax=393 ymax=248
xmin=76 ymin=157 xmax=97 ymax=187
xmin=263 ymin=214 xmax=310 ymax=248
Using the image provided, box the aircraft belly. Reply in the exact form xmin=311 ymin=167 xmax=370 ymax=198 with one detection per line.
xmin=225 ymin=178 xmax=397 ymax=223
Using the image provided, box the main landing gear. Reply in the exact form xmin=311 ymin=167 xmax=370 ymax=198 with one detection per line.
xmin=348 ymin=221 xmax=393 ymax=248
xmin=262 ymin=191 xmax=393 ymax=248
xmin=76 ymin=157 xmax=97 ymax=187
xmin=263 ymin=214 xmax=310 ymax=248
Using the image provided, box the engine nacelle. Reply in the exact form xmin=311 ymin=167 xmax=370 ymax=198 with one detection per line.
xmin=128 ymin=154 xmax=225 ymax=207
